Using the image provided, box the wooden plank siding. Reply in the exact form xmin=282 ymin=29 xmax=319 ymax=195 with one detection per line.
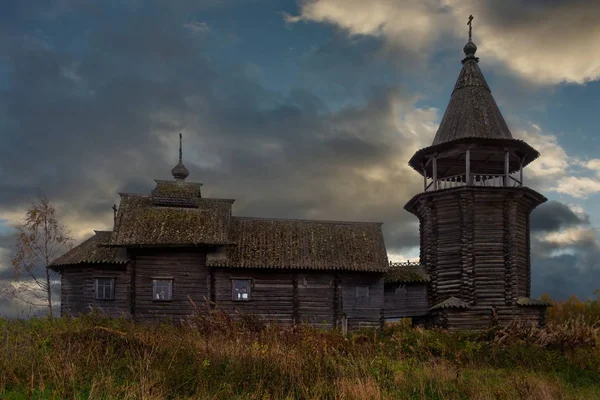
xmin=60 ymin=256 xmax=386 ymax=329
xmin=297 ymin=272 xmax=336 ymax=328
xmin=213 ymin=268 xmax=295 ymax=325
xmin=131 ymin=248 xmax=210 ymax=320
xmin=384 ymin=283 xmax=428 ymax=319
xmin=341 ymin=273 xmax=384 ymax=329
xmin=60 ymin=264 xmax=131 ymax=318
xmin=212 ymin=269 xmax=383 ymax=329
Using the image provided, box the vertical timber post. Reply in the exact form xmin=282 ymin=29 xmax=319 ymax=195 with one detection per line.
xmin=432 ymin=156 xmax=438 ymax=190
xmin=519 ymin=157 xmax=524 ymax=187
xmin=421 ymin=161 xmax=427 ymax=191
xmin=465 ymin=149 xmax=471 ymax=185
xmin=504 ymin=151 xmax=510 ymax=186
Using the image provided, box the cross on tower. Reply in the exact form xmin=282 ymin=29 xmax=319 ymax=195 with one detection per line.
xmin=467 ymin=15 xmax=474 ymax=41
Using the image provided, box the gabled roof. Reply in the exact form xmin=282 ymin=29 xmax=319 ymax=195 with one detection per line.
xmin=429 ymin=296 xmax=469 ymax=310
xmin=207 ymin=216 xmax=389 ymax=272
xmin=108 ymin=194 xmax=234 ymax=247
xmin=50 ymin=231 xmax=127 ymax=268
xmin=432 ymin=55 xmax=513 ymax=145
xmin=385 ymin=262 xmax=429 ymax=283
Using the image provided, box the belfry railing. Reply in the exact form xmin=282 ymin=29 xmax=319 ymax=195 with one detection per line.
xmin=424 ymin=172 xmax=523 ymax=191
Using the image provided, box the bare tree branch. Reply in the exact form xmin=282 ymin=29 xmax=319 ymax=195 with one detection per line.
xmin=11 ymin=194 xmax=74 ymax=318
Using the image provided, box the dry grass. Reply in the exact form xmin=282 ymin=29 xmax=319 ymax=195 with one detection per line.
xmin=0 ymin=311 xmax=599 ymax=399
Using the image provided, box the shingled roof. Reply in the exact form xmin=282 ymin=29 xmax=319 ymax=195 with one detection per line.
xmin=50 ymin=231 xmax=127 ymax=268
xmin=432 ymin=44 xmax=512 ymax=146
xmin=109 ymin=194 xmax=234 ymax=247
xmin=429 ymin=297 xmax=469 ymax=311
xmin=207 ymin=216 xmax=389 ymax=272
xmin=151 ymin=180 xmax=203 ymax=207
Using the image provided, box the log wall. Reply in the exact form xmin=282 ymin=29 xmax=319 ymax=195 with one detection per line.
xmin=434 ymin=305 xmax=547 ymax=331
xmin=409 ymin=186 xmax=546 ymax=329
xmin=131 ymin=248 xmax=209 ymax=320
xmin=60 ymin=264 xmax=131 ymax=318
xmin=213 ymin=269 xmax=383 ymax=329
xmin=59 ymin=253 xmax=384 ymax=329
xmin=213 ymin=268 xmax=295 ymax=325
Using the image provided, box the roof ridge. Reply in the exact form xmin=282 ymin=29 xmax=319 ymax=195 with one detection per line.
xmin=118 ymin=192 xmax=150 ymax=198
xmin=232 ymin=215 xmax=383 ymax=225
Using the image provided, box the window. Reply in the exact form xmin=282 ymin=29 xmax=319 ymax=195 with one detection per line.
xmin=395 ymin=284 xmax=407 ymax=296
xmin=356 ymin=285 xmax=370 ymax=306
xmin=152 ymin=279 xmax=173 ymax=301
xmin=95 ymin=278 xmax=114 ymax=300
xmin=232 ymin=279 xmax=251 ymax=301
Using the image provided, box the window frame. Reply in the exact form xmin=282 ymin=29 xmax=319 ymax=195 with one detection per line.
xmin=94 ymin=277 xmax=115 ymax=301
xmin=231 ymin=278 xmax=253 ymax=302
xmin=152 ymin=278 xmax=173 ymax=302
xmin=355 ymin=284 xmax=370 ymax=306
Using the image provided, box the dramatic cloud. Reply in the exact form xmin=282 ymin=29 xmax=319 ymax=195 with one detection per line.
xmin=290 ymin=0 xmax=600 ymax=84
xmin=513 ymin=125 xmax=600 ymax=199
xmin=0 ymin=1 xmax=442 ymax=315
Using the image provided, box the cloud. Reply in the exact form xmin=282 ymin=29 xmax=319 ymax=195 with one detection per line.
xmin=183 ymin=21 xmax=211 ymax=34
xmin=0 ymin=1 xmax=444 ymax=315
xmin=513 ymin=125 xmax=600 ymax=198
xmin=551 ymin=177 xmax=600 ymax=199
xmin=289 ymin=0 xmax=600 ymax=84
xmin=530 ymin=201 xmax=590 ymax=233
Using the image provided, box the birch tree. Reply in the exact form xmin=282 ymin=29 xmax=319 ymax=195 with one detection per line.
xmin=11 ymin=195 xmax=73 ymax=318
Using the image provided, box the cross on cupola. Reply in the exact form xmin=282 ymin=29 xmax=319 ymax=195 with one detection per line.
xmin=403 ymin=18 xmax=548 ymax=329
xmin=407 ymin=15 xmax=540 ymax=192
xmin=468 ymin=14 xmax=473 ymax=41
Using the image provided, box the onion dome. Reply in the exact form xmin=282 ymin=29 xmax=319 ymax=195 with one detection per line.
xmin=463 ymin=40 xmax=477 ymax=58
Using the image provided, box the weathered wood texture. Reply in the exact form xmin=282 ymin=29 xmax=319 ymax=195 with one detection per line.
xmin=384 ymin=283 xmax=428 ymax=319
xmin=341 ymin=273 xmax=384 ymax=329
xmin=409 ymin=187 xmax=545 ymax=329
xmin=212 ymin=269 xmax=382 ymax=329
xmin=432 ymin=305 xmax=547 ymax=331
xmin=60 ymin=263 xmax=131 ymax=318
xmin=131 ymin=248 xmax=209 ymax=320
xmin=213 ymin=268 xmax=295 ymax=325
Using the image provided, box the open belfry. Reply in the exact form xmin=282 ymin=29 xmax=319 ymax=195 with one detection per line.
xmin=404 ymin=16 xmax=549 ymax=329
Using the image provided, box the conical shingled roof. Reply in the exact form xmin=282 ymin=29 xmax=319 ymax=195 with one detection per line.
xmin=431 ymin=43 xmax=513 ymax=145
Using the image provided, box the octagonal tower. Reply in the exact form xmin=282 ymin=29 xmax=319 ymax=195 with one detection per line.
xmin=405 ymin=27 xmax=549 ymax=329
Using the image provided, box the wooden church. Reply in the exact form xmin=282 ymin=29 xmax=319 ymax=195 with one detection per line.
xmin=51 ymin=23 xmax=548 ymax=330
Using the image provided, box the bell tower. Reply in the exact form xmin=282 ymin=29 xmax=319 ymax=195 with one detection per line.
xmin=405 ymin=17 xmax=549 ymax=329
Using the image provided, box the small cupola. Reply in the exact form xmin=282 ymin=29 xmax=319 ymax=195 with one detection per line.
xmin=171 ymin=133 xmax=190 ymax=181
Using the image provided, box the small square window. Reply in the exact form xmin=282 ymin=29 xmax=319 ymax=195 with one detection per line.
xmin=95 ymin=278 xmax=114 ymax=300
xmin=356 ymin=285 xmax=370 ymax=305
xmin=152 ymin=279 xmax=173 ymax=301
xmin=395 ymin=285 xmax=407 ymax=295
xmin=232 ymin=279 xmax=251 ymax=301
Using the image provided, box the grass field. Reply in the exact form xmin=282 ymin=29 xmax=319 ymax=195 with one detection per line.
xmin=0 ymin=310 xmax=599 ymax=399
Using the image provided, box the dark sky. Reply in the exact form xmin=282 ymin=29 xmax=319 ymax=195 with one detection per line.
xmin=1 ymin=0 xmax=600 ymax=316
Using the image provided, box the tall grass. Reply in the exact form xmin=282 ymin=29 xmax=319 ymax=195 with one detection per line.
xmin=0 ymin=310 xmax=599 ymax=399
